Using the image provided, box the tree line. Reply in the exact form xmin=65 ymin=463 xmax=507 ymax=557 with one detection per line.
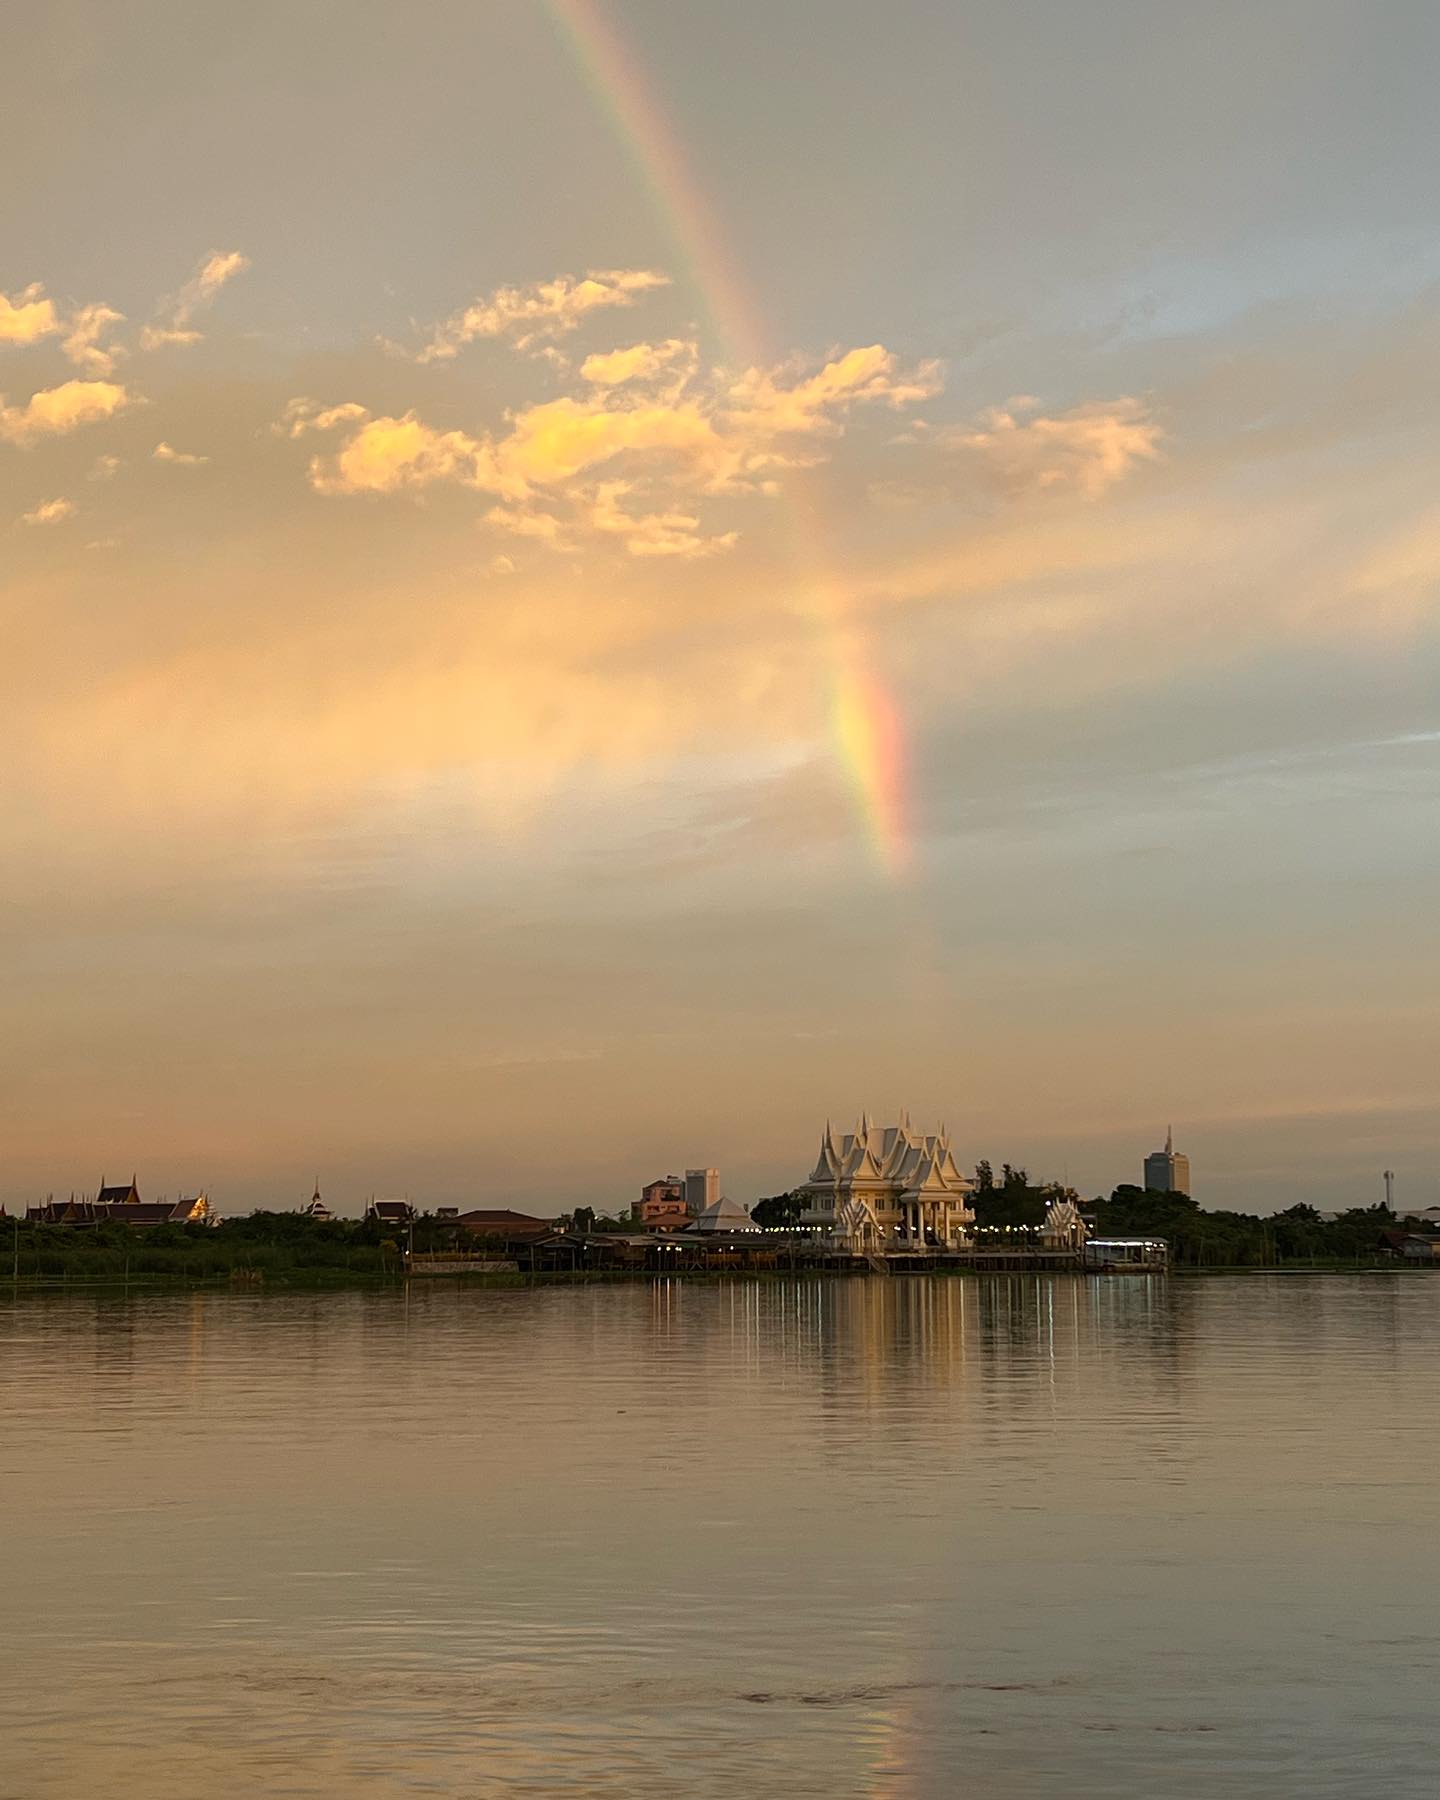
xmin=751 ymin=1162 xmax=1427 ymax=1267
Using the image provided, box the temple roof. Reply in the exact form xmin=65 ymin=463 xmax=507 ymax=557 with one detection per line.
xmin=801 ymin=1115 xmax=976 ymax=1202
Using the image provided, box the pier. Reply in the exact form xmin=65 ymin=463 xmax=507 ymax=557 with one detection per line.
xmin=403 ymin=1235 xmax=1168 ymax=1279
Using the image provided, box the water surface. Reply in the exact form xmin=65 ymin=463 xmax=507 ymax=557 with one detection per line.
xmin=2 ymin=1275 xmax=1435 ymax=1797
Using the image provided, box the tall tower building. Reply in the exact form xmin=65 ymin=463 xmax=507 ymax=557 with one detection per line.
xmin=684 ymin=1168 xmax=719 ymax=1214
xmin=1144 ymin=1127 xmax=1191 ymax=1197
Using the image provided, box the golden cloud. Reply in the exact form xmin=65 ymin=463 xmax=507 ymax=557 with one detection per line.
xmin=413 ymin=268 xmax=671 ymax=361
xmin=491 ymin=394 xmax=725 ymax=496
xmin=141 ymin=248 xmax=250 ymax=350
xmin=153 ymin=440 xmax=209 ymax=466
xmin=728 ymin=345 xmax=944 ymax=438
xmin=307 ymin=412 xmax=489 ymax=495
xmin=20 ymin=496 xmax=75 ymax=526
xmin=0 ymin=284 xmax=60 ymax=346
xmin=943 ymin=396 xmax=1163 ymax=499
xmin=0 ymin=379 xmax=132 ymax=446
xmin=291 ymin=339 xmax=941 ymax=555
xmin=589 ymin=480 xmax=736 ymax=559
xmin=581 ymin=339 xmax=696 ymax=389
xmin=486 ymin=504 xmax=569 ymax=543
xmin=62 ymin=302 xmax=125 ymax=376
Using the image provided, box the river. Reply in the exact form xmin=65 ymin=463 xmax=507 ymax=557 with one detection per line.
xmin=1 ymin=1274 xmax=1434 ymax=1797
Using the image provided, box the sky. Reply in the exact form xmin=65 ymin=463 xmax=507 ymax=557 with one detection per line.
xmin=4 ymin=0 xmax=1439 ymax=1216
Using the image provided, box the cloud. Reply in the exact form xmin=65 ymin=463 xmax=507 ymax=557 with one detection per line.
xmin=940 ymin=396 xmax=1163 ymax=500
xmin=488 ymin=394 xmax=726 ymax=497
xmin=0 ymin=379 xmax=131 ymax=446
xmin=141 ymin=249 xmax=250 ymax=350
xmin=0 ymin=284 xmax=60 ymax=346
xmin=153 ymin=440 xmax=209 ymax=466
xmin=140 ymin=326 xmax=203 ymax=351
xmin=88 ymin=453 xmax=122 ymax=481
xmin=728 ymin=345 xmax=944 ymax=439
xmin=292 ymin=407 xmax=488 ymax=495
xmin=290 ymin=339 xmax=941 ymax=554
xmin=487 ymin=554 xmax=517 ymax=576
xmin=62 ymin=302 xmax=125 ymax=376
xmin=190 ymin=249 xmax=249 ymax=301
xmin=1344 ymin=505 xmax=1440 ymax=628
xmin=581 ymin=339 xmax=696 ymax=389
xmin=281 ymin=398 xmax=369 ymax=438
xmin=589 ymin=480 xmax=737 ymax=559
xmin=291 ymin=392 xmax=724 ymax=501
xmin=413 ymin=268 xmax=670 ymax=361
xmin=486 ymin=504 xmax=569 ymax=543
xmin=21 ymin=497 xmax=75 ymax=526
xmin=1 ymin=284 xmax=127 ymax=373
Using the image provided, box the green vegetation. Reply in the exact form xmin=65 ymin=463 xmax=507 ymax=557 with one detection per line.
xmin=1 ymin=1181 xmax=1429 ymax=1288
xmin=3 ymin=1212 xmax=401 ymax=1287
xmin=1088 ymin=1188 xmax=1416 ymax=1268
xmin=751 ymin=1191 xmax=803 ymax=1229
xmin=972 ymin=1162 xmax=1075 ymax=1228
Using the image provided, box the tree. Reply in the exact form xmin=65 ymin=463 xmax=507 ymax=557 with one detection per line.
xmin=973 ymin=1166 xmax=1047 ymax=1228
xmin=974 ymin=1160 xmax=994 ymax=1193
xmin=752 ymin=1191 xmax=802 ymax=1229
xmin=571 ymin=1206 xmax=596 ymax=1235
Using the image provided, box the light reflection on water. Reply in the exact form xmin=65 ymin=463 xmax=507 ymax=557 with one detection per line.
xmin=1 ymin=1274 xmax=1436 ymax=1797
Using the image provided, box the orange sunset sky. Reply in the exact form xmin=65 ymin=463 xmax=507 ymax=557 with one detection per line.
xmin=5 ymin=1 xmax=1439 ymax=1213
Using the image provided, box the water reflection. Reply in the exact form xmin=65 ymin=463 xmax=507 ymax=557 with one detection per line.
xmin=1 ymin=1275 xmax=1436 ymax=1797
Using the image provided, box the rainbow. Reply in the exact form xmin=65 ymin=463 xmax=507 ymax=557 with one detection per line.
xmin=542 ymin=0 xmax=912 ymax=877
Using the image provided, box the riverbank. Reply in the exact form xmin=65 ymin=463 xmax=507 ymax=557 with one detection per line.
xmin=4 ymin=1259 xmax=1433 ymax=1296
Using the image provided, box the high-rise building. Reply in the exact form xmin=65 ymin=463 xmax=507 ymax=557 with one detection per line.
xmin=1144 ymin=1128 xmax=1191 ymax=1196
xmin=684 ymin=1168 xmax=719 ymax=1213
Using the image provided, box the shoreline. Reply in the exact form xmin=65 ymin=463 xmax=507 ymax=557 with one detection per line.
xmin=3 ymin=1261 xmax=1433 ymax=1297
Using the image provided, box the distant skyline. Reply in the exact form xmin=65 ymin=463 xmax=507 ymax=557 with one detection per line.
xmin=5 ymin=2 xmax=1439 ymax=1213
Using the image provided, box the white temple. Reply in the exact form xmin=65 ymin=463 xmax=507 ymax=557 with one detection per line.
xmin=798 ymin=1112 xmax=977 ymax=1252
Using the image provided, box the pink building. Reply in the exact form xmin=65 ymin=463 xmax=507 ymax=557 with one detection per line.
xmin=637 ymin=1176 xmax=689 ymax=1232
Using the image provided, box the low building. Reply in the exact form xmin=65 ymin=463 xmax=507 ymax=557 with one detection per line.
xmin=1083 ymin=1237 xmax=1170 ymax=1269
xmin=453 ymin=1208 xmax=554 ymax=1242
xmin=365 ymin=1199 xmax=415 ymax=1230
xmin=641 ymin=1175 xmax=685 ymax=1207
xmin=685 ymin=1194 xmax=760 ymax=1234
xmin=1378 ymin=1230 xmax=1439 ymax=1261
xmin=636 ymin=1190 xmax=691 ymax=1231
xmin=637 ymin=1174 xmax=689 ymax=1230
xmin=28 ymin=1179 xmax=212 ymax=1229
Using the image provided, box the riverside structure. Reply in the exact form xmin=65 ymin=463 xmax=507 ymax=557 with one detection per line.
xmin=797 ymin=1112 xmax=979 ymax=1252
